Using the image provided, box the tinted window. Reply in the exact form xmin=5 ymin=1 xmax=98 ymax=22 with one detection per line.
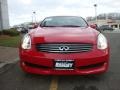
xmin=40 ymin=16 xmax=88 ymax=27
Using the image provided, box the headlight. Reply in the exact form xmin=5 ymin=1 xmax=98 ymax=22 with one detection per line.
xmin=22 ymin=34 xmax=31 ymax=49
xmin=97 ymin=33 xmax=108 ymax=50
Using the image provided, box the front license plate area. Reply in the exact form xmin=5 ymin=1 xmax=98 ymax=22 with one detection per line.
xmin=54 ymin=60 xmax=74 ymax=70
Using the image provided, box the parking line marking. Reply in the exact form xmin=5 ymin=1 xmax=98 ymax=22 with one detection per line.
xmin=49 ymin=76 xmax=58 ymax=90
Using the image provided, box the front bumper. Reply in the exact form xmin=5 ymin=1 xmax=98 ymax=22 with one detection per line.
xmin=19 ymin=47 xmax=109 ymax=75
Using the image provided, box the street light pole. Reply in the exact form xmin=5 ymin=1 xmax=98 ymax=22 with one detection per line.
xmin=32 ymin=11 xmax=36 ymax=23
xmin=94 ymin=4 xmax=97 ymax=24
xmin=32 ymin=15 xmax=33 ymax=23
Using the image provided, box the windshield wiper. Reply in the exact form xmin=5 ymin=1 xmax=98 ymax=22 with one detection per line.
xmin=59 ymin=25 xmax=82 ymax=27
xmin=41 ymin=25 xmax=83 ymax=27
xmin=42 ymin=26 xmax=57 ymax=27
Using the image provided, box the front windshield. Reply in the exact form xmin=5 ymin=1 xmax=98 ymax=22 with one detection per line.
xmin=40 ymin=16 xmax=88 ymax=27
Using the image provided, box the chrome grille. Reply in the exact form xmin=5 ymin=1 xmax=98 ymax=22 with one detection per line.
xmin=36 ymin=43 xmax=93 ymax=53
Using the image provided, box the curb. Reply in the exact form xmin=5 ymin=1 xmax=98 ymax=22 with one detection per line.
xmin=0 ymin=57 xmax=19 ymax=68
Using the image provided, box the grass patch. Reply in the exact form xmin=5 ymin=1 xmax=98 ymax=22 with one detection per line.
xmin=0 ymin=28 xmax=20 ymax=36
xmin=0 ymin=35 xmax=21 ymax=48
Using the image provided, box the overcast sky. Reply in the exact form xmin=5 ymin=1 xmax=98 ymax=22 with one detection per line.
xmin=8 ymin=0 xmax=120 ymax=26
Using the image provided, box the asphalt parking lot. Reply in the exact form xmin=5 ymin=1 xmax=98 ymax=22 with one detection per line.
xmin=0 ymin=30 xmax=120 ymax=90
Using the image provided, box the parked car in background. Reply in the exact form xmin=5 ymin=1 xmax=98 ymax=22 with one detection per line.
xmin=16 ymin=23 xmax=38 ymax=33
xmin=19 ymin=16 xmax=110 ymax=75
xmin=17 ymin=26 xmax=28 ymax=33
xmin=98 ymin=25 xmax=114 ymax=31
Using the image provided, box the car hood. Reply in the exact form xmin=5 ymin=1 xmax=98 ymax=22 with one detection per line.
xmin=30 ymin=27 xmax=99 ymax=44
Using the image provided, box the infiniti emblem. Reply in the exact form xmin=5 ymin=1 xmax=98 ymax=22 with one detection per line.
xmin=59 ymin=46 xmax=69 ymax=51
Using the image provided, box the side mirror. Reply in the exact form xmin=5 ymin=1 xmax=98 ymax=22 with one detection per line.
xmin=89 ymin=24 xmax=102 ymax=32
xmin=89 ymin=24 xmax=97 ymax=30
xmin=33 ymin=24 xmax=38 ymax=29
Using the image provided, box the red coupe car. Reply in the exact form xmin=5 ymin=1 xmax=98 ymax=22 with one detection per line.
xmin=19 ymin=16 xmax=109 ymax=75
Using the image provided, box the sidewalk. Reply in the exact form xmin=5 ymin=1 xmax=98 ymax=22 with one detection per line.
xmin=0 ymin=46 xmax=19 ymax=63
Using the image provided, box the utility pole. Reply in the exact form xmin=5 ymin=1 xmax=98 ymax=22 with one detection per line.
xmin=94 ymin=4 xmax=97 ymax=24
xmin=32 ymin=11 xmax=36 ymax=23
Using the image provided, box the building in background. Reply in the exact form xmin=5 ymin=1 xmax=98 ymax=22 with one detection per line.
xmin=0 ymin=0 xmax=9 ymax=30
xmin=87 ymin=13 xmax=120 ymax=29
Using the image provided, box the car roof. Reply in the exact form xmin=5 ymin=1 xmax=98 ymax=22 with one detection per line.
xmin=45 ymin=16 xmax=82 ymax=18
